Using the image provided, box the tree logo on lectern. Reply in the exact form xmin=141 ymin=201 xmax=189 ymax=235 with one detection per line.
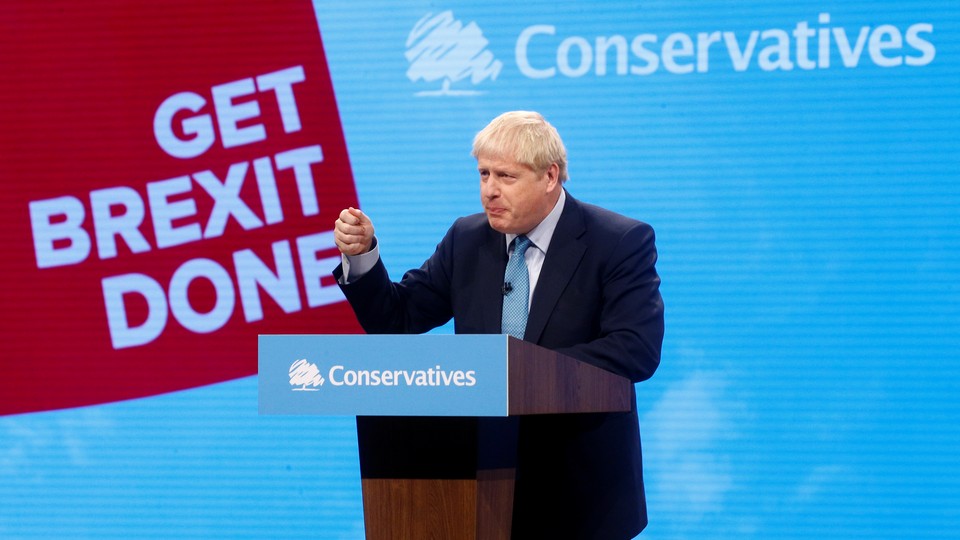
xmin=405 ymin=11 xmax=502 ymax=96
xmin=289 ymin=359 xmax=324 ymax=391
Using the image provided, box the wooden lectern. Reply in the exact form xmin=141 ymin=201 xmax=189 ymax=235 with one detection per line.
xmin=356 ymin=337 xmax=632 ymax=540
xmin=258 ymin=334 xmax=632 ymax=539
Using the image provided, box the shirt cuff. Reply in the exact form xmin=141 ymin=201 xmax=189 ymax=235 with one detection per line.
xmin=339 ymin=238 xmax=379 ymax=284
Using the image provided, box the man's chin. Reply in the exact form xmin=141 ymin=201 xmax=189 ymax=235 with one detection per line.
xmin=485 ymin=215 xmax=513 ymax=234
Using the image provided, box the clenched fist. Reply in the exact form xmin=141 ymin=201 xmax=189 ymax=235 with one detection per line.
xmin=334 ymin=207 xmax=375 ymax=256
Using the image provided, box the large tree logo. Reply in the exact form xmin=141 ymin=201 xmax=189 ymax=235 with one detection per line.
xmin=405 ymin=11 xmax=502 ymax=96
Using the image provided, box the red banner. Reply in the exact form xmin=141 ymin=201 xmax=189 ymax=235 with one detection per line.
xmin=0 ymin=0 xmax=361 ymax=415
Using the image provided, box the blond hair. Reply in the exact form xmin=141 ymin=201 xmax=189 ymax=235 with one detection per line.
xmin=471 ymin=111 xmax=568 ymax=183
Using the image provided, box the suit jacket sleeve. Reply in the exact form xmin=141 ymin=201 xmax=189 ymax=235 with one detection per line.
xmin=332 ymin=220 xmax=461 ymax=335
xmin=544 ymin=218 xmax=664 ymax=384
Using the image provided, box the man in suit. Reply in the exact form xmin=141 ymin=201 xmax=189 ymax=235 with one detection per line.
xmin=333 ymin=111 xmax=664 ymax=539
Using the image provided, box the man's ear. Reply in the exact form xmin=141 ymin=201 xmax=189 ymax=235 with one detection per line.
xmin=544 ymin=162 xmax=561 ymax=192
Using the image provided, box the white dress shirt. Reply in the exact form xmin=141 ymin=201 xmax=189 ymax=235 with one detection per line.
xmin=503 ymin=188 xmax=565 ymax=306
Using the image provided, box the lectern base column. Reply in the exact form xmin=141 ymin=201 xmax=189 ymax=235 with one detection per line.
xmin=357 ymin=416 xmax=519 ymax=540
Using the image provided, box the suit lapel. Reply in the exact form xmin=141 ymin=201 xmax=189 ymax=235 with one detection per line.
xmin=477 ymin=226 xmax=508 ymax=333
xmin=525 ymin=194 xmax=586 ymax=343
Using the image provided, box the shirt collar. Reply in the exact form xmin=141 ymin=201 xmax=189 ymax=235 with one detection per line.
xmin=505 ymin=188 xmax=566 ymax=254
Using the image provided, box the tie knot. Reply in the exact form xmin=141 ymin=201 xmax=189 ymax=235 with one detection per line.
xmin=512 ymin=235 xmax=532 ymax=256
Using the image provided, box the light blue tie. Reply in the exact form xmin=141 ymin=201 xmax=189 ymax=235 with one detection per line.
xmin=501 ymin=235 xmax=532 ymax=339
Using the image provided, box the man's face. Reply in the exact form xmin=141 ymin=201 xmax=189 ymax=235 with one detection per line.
xmin=478 ymin=153 xmax=560 ymax=234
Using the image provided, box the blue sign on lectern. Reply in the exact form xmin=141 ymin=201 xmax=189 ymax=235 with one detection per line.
xmin=258 ymin=334 xmax=510 ymax=416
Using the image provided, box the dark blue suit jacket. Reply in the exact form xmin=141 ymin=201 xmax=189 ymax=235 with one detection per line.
xmin=335 ymin=192 xmax=664 ymax=539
